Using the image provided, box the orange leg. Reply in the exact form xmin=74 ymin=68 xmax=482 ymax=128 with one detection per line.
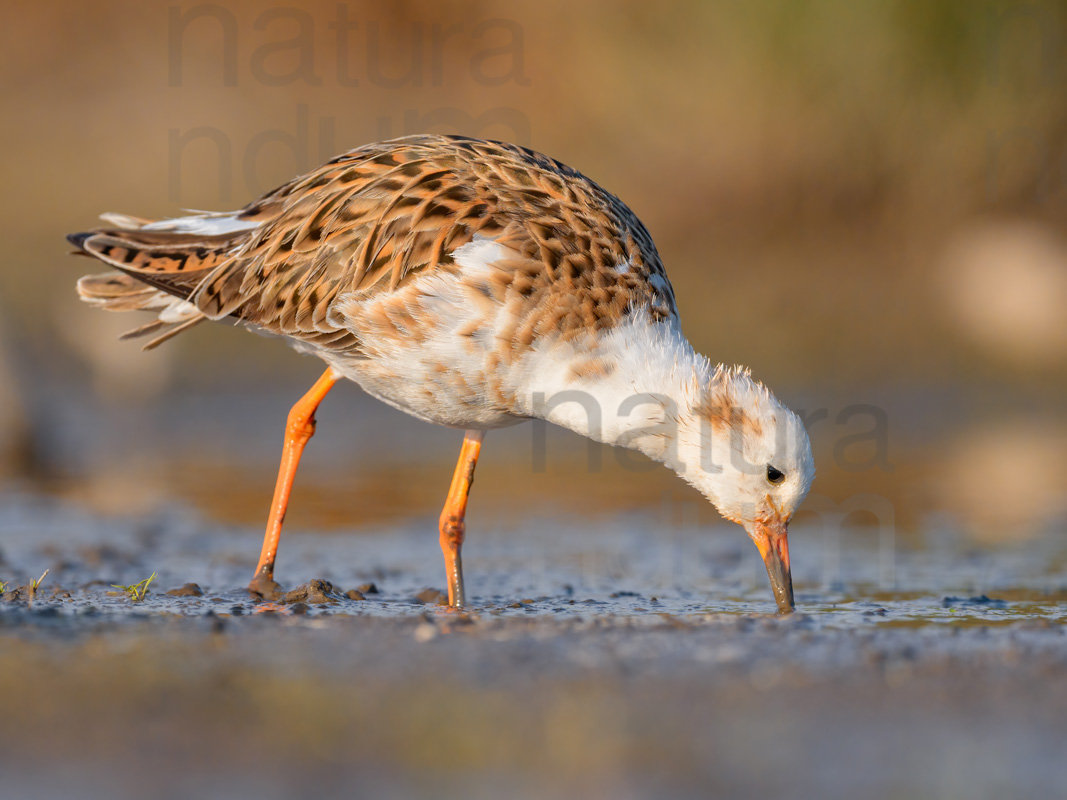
xmin=248 ymin=368 xmax=338 ymax=598
xmin=439 ymin=430 xmax=485 ymax=608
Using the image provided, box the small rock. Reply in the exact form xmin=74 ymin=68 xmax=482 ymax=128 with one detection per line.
xmin=289 ymin=602 xmax=310 ymax=615
xmin=345 ymin=589 xmax=366 ymax=601
xmin=282 ymin=587 xmax=308 ymax=603
xmin=413 ymin=588 xmax=448 ymax=605
xmin=166 ymin=583 xmax=204 ymax=597
xmin=283 ymin=579 xmax=342 ymax=605
xmin=356 ymin=582 xmax=379 ymax=594
xmin=2 ymin=588 xmax=23 ymax=603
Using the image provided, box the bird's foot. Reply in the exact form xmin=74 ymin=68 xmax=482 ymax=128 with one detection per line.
xmin=247 ymin=571 xmax=282 ymax=601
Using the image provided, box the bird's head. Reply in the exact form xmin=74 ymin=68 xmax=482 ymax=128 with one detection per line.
xmin=676 ymin=368 xmax=815 ymax=613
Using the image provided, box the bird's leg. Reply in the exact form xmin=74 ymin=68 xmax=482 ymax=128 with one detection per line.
xmin=248 ymin=368 xmax=338 ymax=599
xmin=438 ymin=430 xmax=484 ymax=608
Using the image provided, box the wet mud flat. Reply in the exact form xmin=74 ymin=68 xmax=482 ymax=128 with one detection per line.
xmin=1 ymin=493 xmax=1066 ymax=799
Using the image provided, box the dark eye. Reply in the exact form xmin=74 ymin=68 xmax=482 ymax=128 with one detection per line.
xmin=766 ymin=465 xmax=785 ymax=484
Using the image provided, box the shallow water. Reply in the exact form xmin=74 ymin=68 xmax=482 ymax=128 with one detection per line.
xmin=2 ymin=490 xmax=1064 ymax=625
xmin=2 ymin=491 xmax=1066 ymax=800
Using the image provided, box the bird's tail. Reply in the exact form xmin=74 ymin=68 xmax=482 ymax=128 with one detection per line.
xmin=69 ymin=211 xmax=257 ymax=350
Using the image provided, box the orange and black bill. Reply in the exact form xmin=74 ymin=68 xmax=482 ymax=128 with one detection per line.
xmin=748 ymin=518 xmax=795 ymax=614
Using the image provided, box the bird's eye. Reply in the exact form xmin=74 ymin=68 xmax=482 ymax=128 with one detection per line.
xmin=766 ymin=465 xmax=785 ymax=484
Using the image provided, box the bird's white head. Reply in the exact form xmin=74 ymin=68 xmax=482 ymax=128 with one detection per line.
xmin=527 ymin=316 xmax=815 ymax=612
xmin=674 ymin=367 xmax=815 ymax=612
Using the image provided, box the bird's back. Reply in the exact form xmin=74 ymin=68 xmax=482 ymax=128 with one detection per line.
xmin=71 ymin=135 xmax=677 ymax=356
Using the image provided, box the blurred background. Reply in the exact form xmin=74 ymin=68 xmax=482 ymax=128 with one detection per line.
xmin=1 ymin=0 xmax=1065 ymax=548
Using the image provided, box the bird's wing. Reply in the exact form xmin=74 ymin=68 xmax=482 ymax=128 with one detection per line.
xmin=72 ymin=135 xmax=678 ymax=353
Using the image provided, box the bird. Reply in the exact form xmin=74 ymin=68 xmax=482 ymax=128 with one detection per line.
xmin=69 ymin=134 xmax=815 ymax=613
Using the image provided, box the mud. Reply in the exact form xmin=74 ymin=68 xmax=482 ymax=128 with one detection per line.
xmin=1 ymin=490 xmax=1065 ymax=799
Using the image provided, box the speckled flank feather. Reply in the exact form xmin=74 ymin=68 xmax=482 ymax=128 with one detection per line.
xmin=72 ymin=135 xmax=677 ymax=357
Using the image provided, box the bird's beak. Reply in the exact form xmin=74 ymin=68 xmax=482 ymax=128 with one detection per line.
xmin=747 ymin=516 xmax=794 ymax=614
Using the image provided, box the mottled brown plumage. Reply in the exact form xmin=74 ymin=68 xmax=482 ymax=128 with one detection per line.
xmin=72 ymin=134 xmax=676 ymax=357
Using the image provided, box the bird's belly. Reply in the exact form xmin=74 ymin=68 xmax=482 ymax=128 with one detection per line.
xmin=328 ymin=355 xmax=526 ymax=430
xmin=318 ymin=257 xmax=533 ymax=429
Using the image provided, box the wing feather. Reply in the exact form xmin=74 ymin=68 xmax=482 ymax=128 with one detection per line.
xmin=72 ymin=134 xmax=678 ymax=354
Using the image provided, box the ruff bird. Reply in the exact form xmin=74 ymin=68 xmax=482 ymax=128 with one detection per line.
xmin=70 ymin=135 xmax=814 ymax=612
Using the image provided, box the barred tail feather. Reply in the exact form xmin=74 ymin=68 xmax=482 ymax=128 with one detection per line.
xmin=69 ymin=210 xmax=258 ymax=349
xmin=75 ymin=271 xmax=207 ymax=350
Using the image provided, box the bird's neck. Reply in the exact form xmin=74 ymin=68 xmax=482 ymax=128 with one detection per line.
xmin=516 ymin=316 xmax=715 ymax=468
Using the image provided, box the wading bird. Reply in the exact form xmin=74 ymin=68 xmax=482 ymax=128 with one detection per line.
xmin=70 ymin=135 xmax=814 ymax=612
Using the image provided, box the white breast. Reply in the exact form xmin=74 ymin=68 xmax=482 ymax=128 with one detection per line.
xmin=322 ymin=236 xmax=705 ymax=438
xmin=324 ymin=235 xmax=528 ymax=429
